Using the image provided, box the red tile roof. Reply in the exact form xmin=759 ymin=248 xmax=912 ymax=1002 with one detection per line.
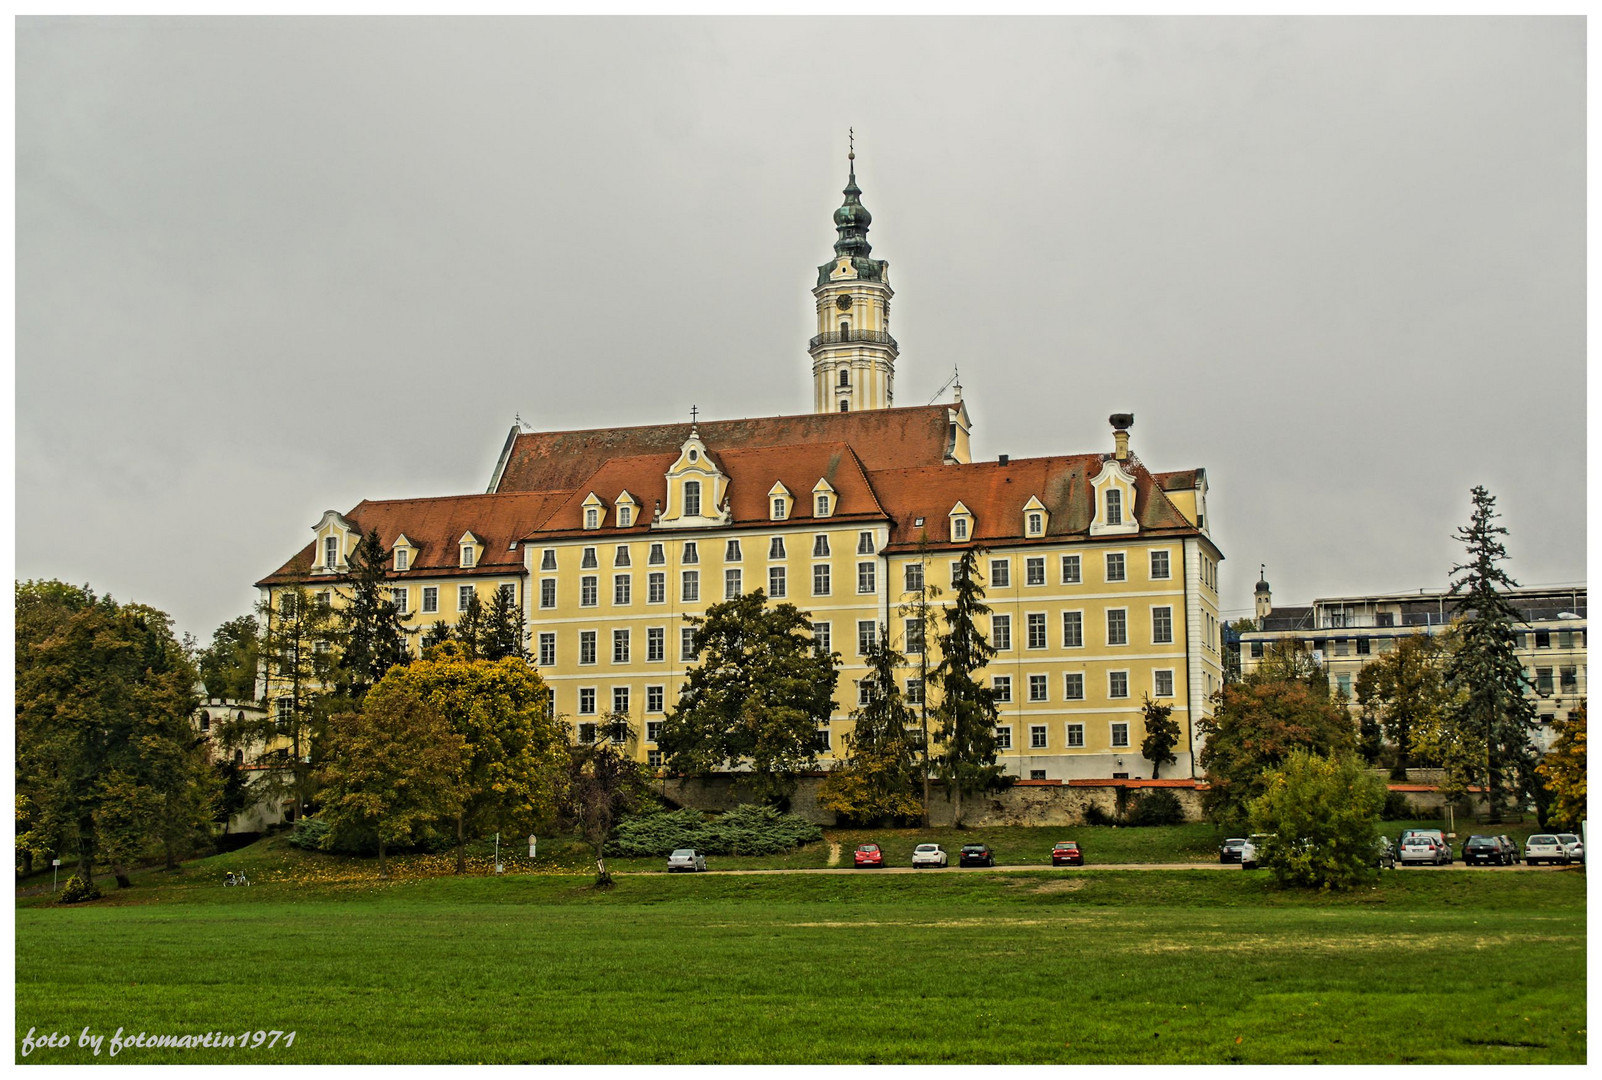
xmin=491 ymin=404 xmax=956 ymax=493
xmin=869 ymin=453 xmax=1197 ymax=552
xmin=534 ymin=442 xmax=886 ymax=538
xmin=256 ymin=490 xmax=570 ymax=587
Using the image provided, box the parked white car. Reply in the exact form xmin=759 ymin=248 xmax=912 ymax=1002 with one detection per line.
xmin=1239 ymin=835 xmax=1269 ymax=869
xmin=1524 ymin=834 xmax=1568 ymax=866
xmin=911 ymin=844 xmax=948 ymax=868
xmin=1555 ymin=833 xmax=1585 ymax=864
xmin=666 ymin=848 xmax=707 ymax=873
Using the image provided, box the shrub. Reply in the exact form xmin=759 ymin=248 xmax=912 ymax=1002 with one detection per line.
xmin=1128 ymin=789 xmax=1185 ymax=826
xmin=1247 ymin=749 xmax=1386 ymax=891
xmin=56 ymin=873 xmax=101 ymax=904
xmin=1082 ymin=804 xmax=1116 ymax=827
xmin=610 ymin=804 xmax=822 ymax=857
xmin=287 ymin=817 xmax=333 ymax=851
xmin=1381 ymin=789 xmax=1416 ymax=821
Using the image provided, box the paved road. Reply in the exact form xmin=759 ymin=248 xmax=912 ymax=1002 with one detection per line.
xmin=660 ymin=861 xmax=1574 ymax=876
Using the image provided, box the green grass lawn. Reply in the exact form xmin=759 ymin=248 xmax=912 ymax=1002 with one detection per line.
xmin=15 ymin=835 xmax=1586 ymax=1064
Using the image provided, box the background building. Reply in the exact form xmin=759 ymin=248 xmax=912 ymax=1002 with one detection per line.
xmin=1241 ymin=575 xmax=1585 ymax=754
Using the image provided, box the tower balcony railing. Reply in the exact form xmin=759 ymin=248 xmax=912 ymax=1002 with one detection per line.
xmin=809 ymin=329 xmax=898 ymax=351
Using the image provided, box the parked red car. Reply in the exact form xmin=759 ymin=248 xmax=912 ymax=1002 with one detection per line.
xmin=853 ymin=843 xmax=885 ymax=868
xmin=1051 ymin=841 xmax=1084 ymax=866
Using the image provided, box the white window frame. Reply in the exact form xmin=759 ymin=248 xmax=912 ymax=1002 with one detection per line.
xmin=992 ymin=613 xmax=1011 ymax=651
xmin=1028 ymin=674 xmax=1048 ymax=702
xmin=1107 ymin=608 xmax=1128 ymax=646
xmin=990 ymin=559 xmax=1011 ymax=588
xmin=648 ymin=572 xmax=666 ymax=604
xmin=579 ymin=631 xmax=597 ymax=666
xmin=681 ymin=570 xmax=699 ymax=603
xmin=391 ymin=587 xmax=409 ymax=615
xmin=769 ymin=565 xmax=787 ymax=598
xmin=857 ymin=561 xmax=876 ymax=594
xmin=1065 ymin=722 xmax=1085 ymax=748
xmin=1025 ymin=556 xmax=1045 ymax=586
xmin=1105 ymin=551 xmax=1126 ymax=583
xmin=995 ymin=725 xmax=1013 ymax=751
xmin=1064 ymin=673 xmax=1085 ymax=701
xmin=580 ymin=575 xmax=598 ymax=607
xmin=1026 ymin=612 xmax=1047 ymax=650
xmin=540 ymin=579 xmax=556 ymax=609
xmin=612 ymin=629 xmax=630 ymax=664
xmin=993 ymin=675 xmax=1012 ymax=703
xmin=459 ymin=584 xmax=476 ymax=612
xmin=725 ymin=568 xmax=742 ymax=599
xmin=538 ymin=633 xmax=556 ymax=667
xmin=1150 ymin=549 xmax=1171 ymax=580
xmin=421 ymin=586 xmax=438 ymax=614
xmin=813 ymin=564 xmax=831 ymax=596
xmin=1109 ymin=671 xmax=1129 ymax=699
xmin=1151 ymin=605 xmax=1173 ymax=645
xmin=647 ymin=627 xmax=665 ymax=663
xmin=857 ymin=621 xmax=877 ymax=655
xmin=614 ymin=574 xmax=631 ymax=606
xmin=1063 ymin=610 xmax=1084 ymax=648
xmin=541 ymin=548 xmax=557 ymax=571
xmin=1030 ymin=724 xmax=1048 ymax=749
xmin=1154 ymin=669 xmax=1174 ymax=698
xmin=1110 ymin=721 xmax=1130 ymax=748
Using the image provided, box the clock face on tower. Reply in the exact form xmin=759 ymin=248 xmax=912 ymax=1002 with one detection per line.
xmin=835 ymin=295 xmax=853 ymax=311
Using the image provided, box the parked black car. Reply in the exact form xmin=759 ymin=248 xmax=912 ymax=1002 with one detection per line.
xmin=958 ymin=844 xmax=996 ymax=867
xmin=1462 ymin=834 xmax=1518 ymax=866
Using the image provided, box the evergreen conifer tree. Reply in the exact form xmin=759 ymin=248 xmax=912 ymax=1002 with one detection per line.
xmin=931 ymin=547 xmax=1006 ymax=825
xmin=336 ymin=529 xmax=413 ymax=701
xmin=1444 ymin=486 xmax=1536 ymax=822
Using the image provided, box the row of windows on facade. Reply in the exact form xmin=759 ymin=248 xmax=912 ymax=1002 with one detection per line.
xmin=326 ymin=536 xmax=485 ymax=572
xmin=577 ymin=716 xmax=1143 ymax=761
xmin=580 ymin=489 xmax=1091 ymax=537
xmin=556 ymin=665 xmax=1172 ymax=727
xmin=533 ymin=548 xmax=1178 ymax=609
xmin=533 ymin=604 xmax=1182 ymax=671
xmin=1249 ymin=628 xmax=1588 ymax=660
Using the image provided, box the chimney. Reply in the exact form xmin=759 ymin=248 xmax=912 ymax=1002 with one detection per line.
xmin=1109 ymin=413 xmax=1134 ymax=461
xmin=998 ymin=454 xmax=1009 ymax=466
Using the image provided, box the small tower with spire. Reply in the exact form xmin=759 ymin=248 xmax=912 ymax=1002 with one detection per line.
xmin=1254 ymin=565 xmax=1273 ymax=627
xmin=810 ymin=132 xmax=897 ymax=414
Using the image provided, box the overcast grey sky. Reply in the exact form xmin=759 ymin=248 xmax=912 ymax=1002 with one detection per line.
xmin=16 ymin=16 xmax=1586 ymax=643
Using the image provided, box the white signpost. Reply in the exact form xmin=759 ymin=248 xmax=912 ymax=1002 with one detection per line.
xmin=51 ymin=858 xmax=61 ymax=892
xmin=529 ymin=835 xmax=537 ymax=860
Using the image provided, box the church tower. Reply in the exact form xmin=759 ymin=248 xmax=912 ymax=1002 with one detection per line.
xmin=810 ymin=141 xmax=897 ymax=414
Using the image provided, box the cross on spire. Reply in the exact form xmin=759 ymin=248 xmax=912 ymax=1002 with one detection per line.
xmin=690 ymin=405 xmax=699 ymax=426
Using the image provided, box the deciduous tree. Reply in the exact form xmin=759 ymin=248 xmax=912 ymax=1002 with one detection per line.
xmin=931 ymin=548 xmax=1007 ymax=826
xmin=1140 ymin=696 xmax=1181 ymax=779
xmin=817 ymin=631 xmax=922 ymax=825
xmin=317 ymin=676 xmax=468 ymax=878
xmin=1354 ymin=632 xmax=1455 ymax=778
xmin=16 ymin=582 xmax=212 ymax=886
xmin=1247 ymin=749 xmax=1386 ymax=890
xmin=658 ymin=590 xmax=840 ymax=803
xmin=1444 ymin=486 xmax=1537 ymax=822
xmin=559 ymin=715 xmax=654 ymax=886
xmin=1537 ymin=701 xmax=1585 ymax=830
xmin=372 ymin=646 xmax=566 ymax=873
xmin=1199 ymin=670 xmax=1355 ymax=826
xmin=197 ymin=614 xmax=261 ymax=703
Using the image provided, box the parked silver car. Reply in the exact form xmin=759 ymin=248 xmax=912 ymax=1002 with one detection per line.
xmin=1555 ymin=833 xmax=1584 ymax=864
xmin=666 ymin=848 xmax=706 ymax=873
xmin=1397 ymin=829 xmax=1452 ymax=866
xmin=1524 ymin=834 xmax=1568 ymax=866
xmin=911 ymin=843 xmax=948 ymax=868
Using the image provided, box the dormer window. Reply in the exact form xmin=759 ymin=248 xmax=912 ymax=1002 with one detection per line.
xmin=773 ymin=497 xmax=786 ymax=519
xmin=684 ymin=481 xmax=702 ymax=517
xmin=812 ymin=479 xmax=836 ymax=517
xmin=585 ymin=508 xmax=599 ymax=530
xmin=817 ymin=494 xmax=831 ymax=515
xmin=324 ymin=536 xmax=338 ymax=569
xmin=461 ymin=545 xmax=476 ymax=568
xmin=618 ymin=505 xmax=632 ymax=528
xmin=954 ymin=518 xmax=968 ymax=540
xmin=1105 ymin=489 xmax=1123 ymax=526
xmin=395 ymin=548 xmax=409 ymax=571
xmin=1022 ymin=497 xmax=1048 ymax=538
xmin=949 ymin=502 xmax=973 ymax=543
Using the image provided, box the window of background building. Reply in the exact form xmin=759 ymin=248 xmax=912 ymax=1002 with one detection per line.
xmin=648 ymin=572 xmax=665 ymax=604
xmin=1150 ymin=549 xmax=1170 ymax=579
xmin=857 ymin=562 xmax=876 ymax=594
xmin=1027 ymin=613 xmax=1047 ymax=649
xmin=1109 ymin=671 xmax=1129 ymax=698
xmin=580 ymin=576 xmax=598 ymax=606
xmin=993 ymin=675 xmax=1012 ymax=702
xmin=726 ymin=539 xmax=741 ymax=561
xmin=813 ymin=564 xmax=831 ymax=596
xmin=992 ymin=614 xmax=1011 ymax=651
xmin=682 ymin=541 xmax=699 ymax=564
xmin=1030 ymin=725 xmax=1047 ymax=749
xmin=579 ymin=631 xmax=597 ymax=665
xmin=1105 ymin=552 xmax=1126 ymax=582
xmin=1107 ymin=609 xmax=1127 ymax=646
xmin=538 ymin=633 xmax=555 ymax=667
xmin=1025 ymin=557 xmax=1045 ymax=586
xmin=578 ymin=689 xmax=596 ymax=715
xmin=422 ymin=586 xmax=438 ymax=614
xmin=614 ymin=575 xmax=631 ymax=606
xmin=995 ymin=726 xmax=1013 ymax=750
xmin=905 ymin=562 xmax=924 ymax=592
xmin=647 ymin=627 xmax=665 ymax=662
xmin=647 ymin=691 xmax=664 ymax=717
xmin=813 ymin=534 xmax=830 ymax=557
xmin=769 ymin=565 xmax=787 ymax=597
xmin=648 ymin=543 xmax=665 ymax=565
xmin=1061 ymin=554 xmax=1081 ymax=584
xmin=682 ymin=570 xmax=699 ymax=602
xmin=1110 ymin=722 xmax=1129 ymax=747
xmin=1154 ymin=669 xmax=1174 ymax=697
xmin=991 ymin=559 xmax=1010 ymax=587
xmin=904 ymin=617 xmax=925 ymax=654
xmin=681 ymin=627 xmax=696 ymax=661
xmin=1064 ymin=673 xmax=1084 ymax=700
xmin=1028 ymin=675 xmax=1047 ymax=702
xmin=769 ymin=536 xmax=785 ymax=559
xmin=1152 ymin=606 xmax=1173 ymax=644
xmin=812 ymin=621 xmax=831 ymax=654
xmin=725 ymin=568 xmax=742 ymax=599
xmin=1066 ymin=722 xmax=1085 ymax=747
xmin=857 ymin=621 xmax=876 ymax=655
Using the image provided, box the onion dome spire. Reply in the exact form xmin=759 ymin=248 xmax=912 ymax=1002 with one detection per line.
xmin=833 ymin=132 xmax=873 ymax=259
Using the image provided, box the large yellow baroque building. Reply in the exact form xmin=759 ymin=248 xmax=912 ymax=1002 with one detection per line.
xmin=258 ymin=153 xmax=1224 ymax=781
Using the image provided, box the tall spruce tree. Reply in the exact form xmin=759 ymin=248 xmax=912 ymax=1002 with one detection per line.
xmin=896 ymin=535 xmax=943 ymax=825
xmin=816 ymin=629 xmax=922 ymax=825
xmin=1444 ymin=486 xmax=1536 ymax=822
xmin=335 ymin=528 xmax=413 ymax=701
xmin=482 ymin=585 xmax=529 ymax=661
xmin=242 ymin=584 xmax=341 ymax=821
xmin=931 ymin=547 xmax=1006 ymax=826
